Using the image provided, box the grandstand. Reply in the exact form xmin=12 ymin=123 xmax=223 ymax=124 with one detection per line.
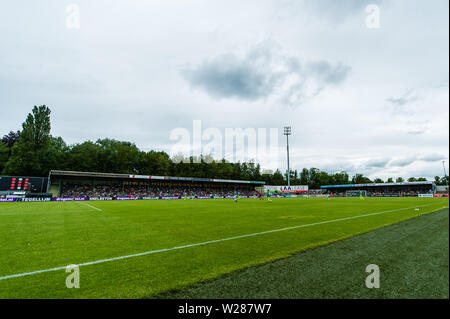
xmin=320 ymin=181 xmax=438 ymax=197
xmin=2 ymin=172 xmax=445 ymax=201
xmin=47 ymin=170 xmax=264 ymax=199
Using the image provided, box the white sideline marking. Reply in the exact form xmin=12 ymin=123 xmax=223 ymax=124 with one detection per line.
xmin=81 ymin=203 xmax=102 ymax=212
xmin=0 ymin=203 xmax=436 ymax=281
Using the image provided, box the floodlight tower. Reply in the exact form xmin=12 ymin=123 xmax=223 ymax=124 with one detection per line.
xmin=442 ymin=161 xmax=450 ymax=192
xmin=284 ymin=126 xmax=292 ymax=187
xmin=443 ymin=160 xmax=447 ymax=179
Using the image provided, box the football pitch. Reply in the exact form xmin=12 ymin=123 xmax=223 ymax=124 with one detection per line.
xmin=0 ymin=197 xmax=448 ymax=298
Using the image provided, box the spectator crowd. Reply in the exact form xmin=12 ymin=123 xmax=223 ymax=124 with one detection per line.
xmin=61 ymin=182 xmax=257 ymax=199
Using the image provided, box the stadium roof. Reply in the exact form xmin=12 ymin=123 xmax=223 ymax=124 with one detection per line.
xmin=320 ymin=181 xmax=434 ymax=189
xmin=49 ymin=170 xmax=265 ymax=185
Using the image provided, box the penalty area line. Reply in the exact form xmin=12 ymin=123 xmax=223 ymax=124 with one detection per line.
xmin=0 ymin=203 xmax=437 ymax=281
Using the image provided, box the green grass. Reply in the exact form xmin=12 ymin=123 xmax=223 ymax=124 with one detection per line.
xmin=165 ymin=208 xmax=449 ymax=299
xmin=0 ymin=197 xmax=448 ymax=298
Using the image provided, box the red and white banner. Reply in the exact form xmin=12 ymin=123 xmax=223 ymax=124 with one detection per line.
xmin=265 ymin=185 xmax=309 ymax=193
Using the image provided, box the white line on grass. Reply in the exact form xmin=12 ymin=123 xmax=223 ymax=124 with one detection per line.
xmin=80 ymin=203 xmax=102 ymax=212
xmin=0 ymin=203 xmax=437 ymax=281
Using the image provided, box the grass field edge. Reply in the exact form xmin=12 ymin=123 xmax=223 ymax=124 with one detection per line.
xmin=153 ymin=205 xmax=449 ymax=299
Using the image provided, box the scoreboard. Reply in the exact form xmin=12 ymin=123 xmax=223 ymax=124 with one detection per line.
xmin=10 ymin=177 xmax=29 ymax=190
xmin=0 ymin=176 xmax=47 ymax=193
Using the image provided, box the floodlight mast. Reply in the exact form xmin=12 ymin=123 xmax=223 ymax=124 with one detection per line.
xmin=443 ymin=160 xmax=448 ymax=195
xmin=284 ymin=126 xmax=291 ymax=187
xmin=443 ymin=160 xmax=447 ymax=180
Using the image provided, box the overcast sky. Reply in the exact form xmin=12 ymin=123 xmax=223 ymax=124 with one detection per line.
xmin=0 ymin=0 xmax=448 ymax=180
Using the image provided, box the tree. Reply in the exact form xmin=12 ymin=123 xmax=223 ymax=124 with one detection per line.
xmin=231 ymin=162 xmax=243 ymax=180
xmin=417 ymin=177 xmax=427 ymax=182
xmin=43 ymin=136 xmax=69 ymax=172
xmin=352 ymin=174 xmax=372 ymax=184
xmin=309 ymin=168 xmax=321 ymax=188
xmin=408 ymin=177 xmax=417 ymax=182
xmin=66 ymin=141 xmax=102 ymax=172
xmin=0 ymin=142 xmax=8 ymax=173
xmin=435 ymin=175 xmax=449 ymax=186
xmin=270 ymin=169 xmax=285 ymax=185
xmin=249 ymin=163 xmax=262 ymax=181
xmin=219 ymin=159 xmax=233 ymax=179
xmin=240 ymin=162 xmax=251 ymax=181
xmin=3 ymin=105 xmax=52 ymax=176
xmin=2 ymin=130 xmax=20 ymax=150
xmin=333 ymin=171 xmax=350 ymax=185
xmin=373 ymin=178 xmax=384 ymax=183
xmin=94 ymin=138 xmax=142 ymax=173
xmin=387 ymin=177 xmax=394 ymax=183
xmin=317 ymin=171 xmax=332 ymax=187
xmin=300 ymin=168 xmax=310 ymax=186
xmin=153 ymin=152 xmax=170 ymax=176
xmin=396 ymin=177 xmax=404 ymax=183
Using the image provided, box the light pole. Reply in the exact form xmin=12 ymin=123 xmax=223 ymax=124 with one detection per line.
xmin=443 ymin=161 xmax=448 ymax=194
xmin=284 ymin=126 xmax=291 ymax=187
xmin=443 ymin=160 xmax=447 ymax=180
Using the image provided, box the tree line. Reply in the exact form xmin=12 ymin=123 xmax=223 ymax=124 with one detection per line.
xmin=1 ymin=105 xmax=448 ymax=188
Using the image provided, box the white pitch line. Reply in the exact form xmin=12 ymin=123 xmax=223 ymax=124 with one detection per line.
xmin=80 ymin=203 xmax=102 ymax=212
xmin=0 ymin=203 xmax=437 ymax=281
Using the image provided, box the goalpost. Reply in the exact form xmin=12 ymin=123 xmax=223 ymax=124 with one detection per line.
xmin=345 ymin=190 xmax=368 ymax=198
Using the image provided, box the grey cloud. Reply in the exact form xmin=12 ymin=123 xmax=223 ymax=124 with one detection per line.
xmin=387 ymin=90 xmax=420 ymax=115
xmin=182 ymin=52 xmax=280 ymax=101
xmin=365 ymin=158 xmax=390 ymax=168
xmin=387 ymin=95 xmax=419 ymax=106
xmin=419 ymin=154 xmax=446 ymax=162
xmin=182 ymin=45 xmax=350 ymax=105
xmin=388 ymin=153 xmax=447 ymax=169
xmin=307 ymin=61 xmax=351 ymax=85
xmin=390 ymin=158 xmax=416 ymax=167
